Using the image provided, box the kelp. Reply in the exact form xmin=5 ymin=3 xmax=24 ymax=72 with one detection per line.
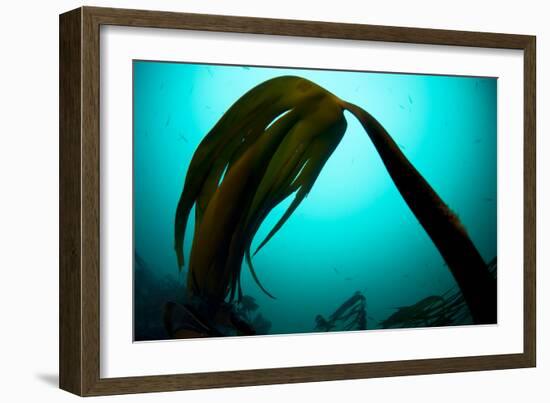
xmin=174 ymin=75 xmax=496 ymax=324
xmin=380 ymin=258 xmax=497 ymax=329
xmin=315 ymin=291 xmax=368 ymax=332
xmin=175 ymin=76 xmax=347 ymax=305
xmin=164 ymin=294 xmax=272 ymax=338
xmin=250 ymin=313 xmax=272 ymax=335
xmin=234 ymin=295 xmax=272 ymax=335
xmin=380 ymin=295 xmax=446 ymax=328
xmin=234 ymin=295 xmax=259 ymax=318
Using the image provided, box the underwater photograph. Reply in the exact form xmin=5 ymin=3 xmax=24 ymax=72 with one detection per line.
xmin=133 ymin=60 xmax=497 ymax=342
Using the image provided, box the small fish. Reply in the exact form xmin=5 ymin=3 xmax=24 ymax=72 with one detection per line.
xmin=206 ymin=67 xmax=214 ymax=77
xmin=333 ymin=267 xmax=340 ymax=274
xmin=242 ymin=66 xmax=251 ymax=70
xmin=408 ymin=95 xmax=413 ymax=104
xmin=165 ymin=116 xmax=171 ymax=127
xmin=398 ymin=143 xmax=406 ymax=150
xmin=483 ymin=197 xmax=495 ymax=202
xmin=474 ymin=138 xmax=482 ymax=144
xmin=344 ymin=277 xmax=353 ymax=281
xmin=399 ymin=104 xmax=405 ymax=110
xmin=178 ymin=133 xmax=188 ymax=143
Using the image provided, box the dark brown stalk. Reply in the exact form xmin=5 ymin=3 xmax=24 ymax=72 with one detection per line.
xmin=342 ymin=101 xmax=496 ymax=324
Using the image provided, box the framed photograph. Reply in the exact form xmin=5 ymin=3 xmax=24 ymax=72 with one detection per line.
xmin=59 ymin=6 xmax=536 ymax=396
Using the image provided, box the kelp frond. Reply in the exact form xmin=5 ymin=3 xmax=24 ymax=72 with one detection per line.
xmin=315 ymin=291 xmax=368 ymax=331
xmin=175 ymin=76 xmax=346 ymax=304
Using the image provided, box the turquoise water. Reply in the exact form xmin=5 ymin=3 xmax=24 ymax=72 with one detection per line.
xmin=133 ymin=60 xmax=497 ymax=340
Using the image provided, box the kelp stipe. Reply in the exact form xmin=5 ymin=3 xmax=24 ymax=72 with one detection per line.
xmin=341 ymin=101 xmax=496 ymax=324
xmin=174 ymin=76 xmax=496 ymax=324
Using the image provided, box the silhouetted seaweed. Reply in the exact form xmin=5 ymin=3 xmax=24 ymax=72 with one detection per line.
xmin=380 ymin=258 xmax=497 ymax=329
xmin=164 ymin=294 xmax=272 ymax=338
xmin=174 ymin=76 xmax=496 ymax=326
xmin=250 ymin=313 xmax=272 ymax=335
xmin=380 ymin=296 xmax=445 ymax=328
xmin=234 ymin=295 xmax=259 ymax=321
xmin=314 ymin=291 xmax=368 ymax=332
xmin=163 ymin=300 xmax=222 ymax=338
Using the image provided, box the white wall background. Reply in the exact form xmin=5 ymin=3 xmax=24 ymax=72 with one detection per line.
xmin=0 ymin=0 xmax=546 ymax=401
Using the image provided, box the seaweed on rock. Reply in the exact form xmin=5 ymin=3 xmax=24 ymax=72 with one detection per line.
xmin=134 ymin=253 xmax=186 ymax=341
xmin=315 ymin=291 xmax=368 ymax=332
xmin=380 ymin=258 xmax=497 ymax=329
xmin=164 ymin=294 xmax=272 ymax=338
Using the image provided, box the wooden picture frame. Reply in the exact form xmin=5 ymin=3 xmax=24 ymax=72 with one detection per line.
xmin=59 ymin=6 xmax=536 ymax=396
